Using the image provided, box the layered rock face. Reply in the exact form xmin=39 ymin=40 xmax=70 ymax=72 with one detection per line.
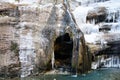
xmin=0 ymin=3 xmax=20 ymax=77
xmin=0 ymin=0 xmax=91 ymax=77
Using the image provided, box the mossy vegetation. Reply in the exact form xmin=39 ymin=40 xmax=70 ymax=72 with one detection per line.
xmin=0 ymin=14 xmax=5 ymax=17
xmin=15 ymin=0 xmax=20 ymax=2
xmin=10 ymin=41 xmax=19 ymax=55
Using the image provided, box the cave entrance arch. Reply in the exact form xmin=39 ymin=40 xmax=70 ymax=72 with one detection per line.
xmin=54 ymin=33 xmax=73 ymax=70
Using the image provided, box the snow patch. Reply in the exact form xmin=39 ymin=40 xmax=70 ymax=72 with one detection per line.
xmin=73 ymin=0 xmax=120 ymax=44
xmin=73 ymin=6 xmax=93 ymax=25
xmin=84 ymin=33 xmax=99 ymax=44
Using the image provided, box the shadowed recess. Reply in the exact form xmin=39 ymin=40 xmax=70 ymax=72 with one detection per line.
xmin=54 ymin=33 xmax=73 ymax=69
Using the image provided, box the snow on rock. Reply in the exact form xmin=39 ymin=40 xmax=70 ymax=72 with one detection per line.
xmin=80 ymin=24 xmax=99 ymax=34
xmin=0 ymin=0 xmax=40 ymax=4
xmin=72 ymin=0 xmax=120 ymax=66
xmin=19 ymin=0 xmax=39 ymax=4
xmin=0 ymin=0 xmax=16 ymax=3
xmin=73 ymin=0 xmax=120 ymax=45
xmin=84 ymin=33 xmax=99 ymax=44
xmin=73 ymin=6 xmax=93 ymax=25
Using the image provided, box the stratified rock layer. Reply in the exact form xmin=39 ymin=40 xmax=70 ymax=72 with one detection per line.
xmin=0 ymin=3 xmax=20 ymax=77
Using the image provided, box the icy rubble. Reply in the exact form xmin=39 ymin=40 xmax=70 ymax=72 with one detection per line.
xmin=92 ymin=55 xmax=120 ymax=69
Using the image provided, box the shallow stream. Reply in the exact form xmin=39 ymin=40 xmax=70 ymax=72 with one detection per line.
xmin=1 ymin=68 xmax=120 ymax=80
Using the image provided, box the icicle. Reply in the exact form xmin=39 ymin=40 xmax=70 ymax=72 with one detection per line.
xmin=117 ymin=56 xmax=119 ymax=67
xmin=92 ymin=19 xmax=95 ymax=25
xmin=51 ymin=52 xmax=55 ymax=69
xmin=111 ymin=56 xmax=113 ymax=67
xmin=113 ymin=11 xmax=115 ymax=23
xmin=107 ymin=10 xmax=111 ymax=23
xmin=100 ymin=39 xmax=104 ymax=49
xmin=119 ymin=57 xmax=120 ymax=68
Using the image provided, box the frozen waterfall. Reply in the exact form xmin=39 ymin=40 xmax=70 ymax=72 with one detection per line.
xmin=92 ymin=55 xmax=120 ymax=69
xmin=19 ymin=30 xmax=36 ymax=77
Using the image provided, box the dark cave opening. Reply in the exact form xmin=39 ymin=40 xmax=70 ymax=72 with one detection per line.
xmin=54 ymin=33 xmax=73 ymax=70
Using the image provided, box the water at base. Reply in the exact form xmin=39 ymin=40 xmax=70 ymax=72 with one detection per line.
xmin=71 ymin=74 xmax=77 ymax=77
xmin=1 ymin=68 xmax=120 ymax=80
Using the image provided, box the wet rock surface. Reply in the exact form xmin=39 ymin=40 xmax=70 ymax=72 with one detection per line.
xmin=0 ymin=0 xmax=91 ymax=77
